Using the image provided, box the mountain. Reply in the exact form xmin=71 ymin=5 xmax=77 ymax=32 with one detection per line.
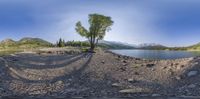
xmin=0 ymin=37 xmax=52 ymax=49
xmin=98 ymin=40 xmax=135 ymax=49
xmin=0 ymin=39 xmax=16 ymax=46
xmin=138 ymin=43 xmax=168 ymax=50
xmin=19 ymin=37 xmax=52 ymax=46
xmin=185 ymin=43 xmax=200 ymax=51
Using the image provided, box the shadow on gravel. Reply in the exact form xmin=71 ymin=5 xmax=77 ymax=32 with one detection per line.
xmin=5 ymin=53 xmax=93 ymax=83
xmin=6 ymin=54 xmax=84 ymax=69
xmin=0 ymin=53 xmax=94 ymax=96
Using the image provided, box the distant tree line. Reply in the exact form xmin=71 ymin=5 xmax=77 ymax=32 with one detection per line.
xmin=56 ymin=38 xmax=90 ymax=47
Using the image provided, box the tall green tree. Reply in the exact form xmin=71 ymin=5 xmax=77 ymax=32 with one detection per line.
xmin=57 ymin=38 xmax=65 ymax=47
xmin=75 ymin=13 xmax=113 ymax=52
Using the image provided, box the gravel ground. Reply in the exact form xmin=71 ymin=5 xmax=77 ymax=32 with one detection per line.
xmin=0 ymin=49 xmax=200 ymax=98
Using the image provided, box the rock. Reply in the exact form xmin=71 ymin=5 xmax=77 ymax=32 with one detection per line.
xmin=119 ymin=89 xmax=138 ymax=93
xmin=134 ymin=72 xmax=139 ymax=75
xmin=187 ymin=71 xmax=198 ymax=77
xmin=101 ymin=60 xmax=105 ymax=64
xmin=112 ymin=83 xmax=120 ymax=87
xmin=188 ymin=84 xmax=196 ymax=88
xmin=175 ymin=76 xmax=182 ymax=80
xmin=122 ymin=60 xmax=127 ymax=63
xmin=162 ymin=66 xmax=167 ymax=69
xmin=151 ymin=68 xmax=155 ymax=71
xmin=128 ymin=78 xmax=134 ymax=82
xmin=146 ymin=64 xmax=155 ymax=68
xmin=152 ymin=94 xmax=161 ymax=97
xmin=120 ymin=67 xmax=126 ymax=71
xmin=122 ymin=63 xmax=127 ymax=66
xmin=175 ymin=63 xmax=179 ymax=65
xmin=119 ymin=87 xmax=149 ymax=93
xmin=57 ymin=80 xmax=64 ymax=84
xmin=194 ymin=62 xmax=198 ymax=65
xmin=135 ymin=58 xmax=140 ymax=60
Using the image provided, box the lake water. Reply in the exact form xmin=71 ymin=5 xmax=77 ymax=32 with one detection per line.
xmin=110 ymin=49 xmax=200 ymax=60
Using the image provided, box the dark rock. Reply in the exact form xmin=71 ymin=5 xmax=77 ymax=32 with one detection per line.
xmin=101 ymin=60 xmax=105 ymax=64
xmin=134 ymin=72 xmax=139 ymax=75
xmin=120 ymin=67 xmax=126 ymax=71
xmin=146 ymin=64 xmax=155 ymax=68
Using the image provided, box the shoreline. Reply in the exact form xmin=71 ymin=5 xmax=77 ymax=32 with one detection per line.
xmin=107 ymin=49 xmax=198 ymax=61
xmin=0 ymin=49 xmax=200 ymax=98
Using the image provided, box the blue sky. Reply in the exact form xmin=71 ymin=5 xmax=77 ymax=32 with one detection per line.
xmin=0 ymin=0 xmax=200 ymax=47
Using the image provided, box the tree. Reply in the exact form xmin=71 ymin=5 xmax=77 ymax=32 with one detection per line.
xmin=75 ymin=13 xmax=113 ymax=52
xmin=57 ymin=38 xmax=65 ymax=47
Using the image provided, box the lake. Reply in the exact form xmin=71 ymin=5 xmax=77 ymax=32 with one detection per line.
xmin=110 ymin=49 xmax=200 ymax=60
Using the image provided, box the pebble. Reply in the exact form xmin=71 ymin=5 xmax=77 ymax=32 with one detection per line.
xmin=152 ymin=94 xmax=161 ymax=97
xmin=187 ymin=71 xmax=198 ymax=77
xmin=112 ymin=83 xmax=120 ymax=87
xmin=188 ymin=84 xmax=196 ymax=88
xmin=175 ymin=76 xmax=182 ymax=80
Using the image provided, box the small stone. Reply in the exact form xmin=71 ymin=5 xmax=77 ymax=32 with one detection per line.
xmin=162 ymin=66 xmax=167 ymax=69
xmin=128 ymin=78 xmax=134 ymax=82
xmin=134 ymin=72 xmax=139 ymax=75
xmin=151 ymin=68 xmax=155 ymax=71
xmin=119 ymin=89 xmax=136 ymax=93
xmin=175 ymin=76 xmax=182 ymax=80
xmin=188 ymin=84 xmax=196 ymax=88
xmin=120 ymin=67 xmax=126 ymax=71
xmin=122 ymin=63 xmax=127 ymax=66
xmin=194 ymin=62 xmax=198 ymax=65
xmin=187 ymin=71 xmax=198 ymax=77
xmin=175 ymin=63 xmax=179 ymax=65
xmin=57 ymin=80 xmax=64 ymax=84
xmin=112 ymin=83 xmax=120 ymax=87
xmin=101 ymin=60 xmax=105 ymax=64
xmin=122 ymin=60 xmax=127 ymax=63
xmin=152 ymin=94 xmax=161 ymax=97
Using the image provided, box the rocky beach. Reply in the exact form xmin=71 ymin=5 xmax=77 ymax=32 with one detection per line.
xmin=0 ymin=49 xmax=200 ymax=99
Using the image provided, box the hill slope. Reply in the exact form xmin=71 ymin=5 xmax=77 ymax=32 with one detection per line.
xmin=0 ymin=37 xmax=52 ymax=49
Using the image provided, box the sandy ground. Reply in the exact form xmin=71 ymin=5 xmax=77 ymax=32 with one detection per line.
xmin=0 ymin=49 xmax=200 ymax=98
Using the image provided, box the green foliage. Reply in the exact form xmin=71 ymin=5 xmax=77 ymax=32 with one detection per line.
xmin=57 ymin=38 xmax=65 ymax=47
xmin=75 ymin=13 xmax=113 ymax=51
xmin=66 ymin=40 xmax=90 ymax=47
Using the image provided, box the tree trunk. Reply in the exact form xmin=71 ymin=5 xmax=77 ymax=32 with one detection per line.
xmin=89 ymin=42 xmax=95 ymax=53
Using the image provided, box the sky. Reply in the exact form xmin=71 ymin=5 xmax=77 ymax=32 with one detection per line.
xmin=0 ymin=0 xmax=200 ymax=47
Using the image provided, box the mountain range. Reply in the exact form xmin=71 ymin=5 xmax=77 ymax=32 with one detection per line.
xmin=0 ymin=37 xmax=52 ymax=49
xmin=0 ymin=37 xmax=200 ymax=51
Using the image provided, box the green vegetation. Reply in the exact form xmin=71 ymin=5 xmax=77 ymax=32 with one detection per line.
xmin=75 ymin=13 xmax=113 ymax=52
xmin=56 ymin=38 xmax=65 ymax=47
xmin=66 ymin=41 xmax=90 ymax=47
